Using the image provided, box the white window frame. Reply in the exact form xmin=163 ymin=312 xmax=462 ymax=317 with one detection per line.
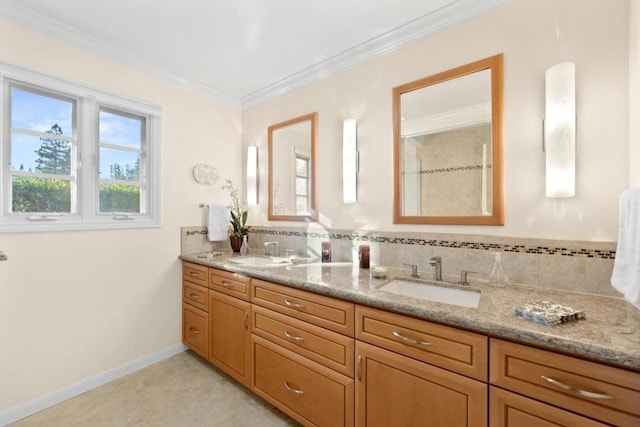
xmin=0 ymin=62 xmax=161 ymax=232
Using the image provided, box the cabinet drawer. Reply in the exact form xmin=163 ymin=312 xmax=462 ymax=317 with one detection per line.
xmin=252 ymin=335 xmax=354 ymax=427
xmin=490 ymin=386 xmax=607 ymax=427
xmin=252 ymin=305 xmax=354 ymax=377
xmin=252 ymin=279 xmax=354 ymax=336
xmin=356 ymin=305 xmax=487 ymax=381
xmin=183 ymin=281 xmax=209 ymax=312
xmin=183 ymin=261 xmax=208 ymax=287
xmin=210 ymin=268 xmax=251 ymax=301
xmin=490 ymin=338 xmax=640 ymax=427
xmin=182 ymin=303 xmax=208 ymax=359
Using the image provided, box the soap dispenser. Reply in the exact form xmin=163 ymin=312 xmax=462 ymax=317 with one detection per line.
xmin=240 ymin=236 xmax=249 ymax=256
xmin=489 ymin=252 xmax=508 ymax=287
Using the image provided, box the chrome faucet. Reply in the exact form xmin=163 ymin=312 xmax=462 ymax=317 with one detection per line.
xmin=458 ymin=270 xmax=477 ymax=286
xmin=403 ymin=263 xmax=419 ymax=278
xmin=429 ymin=256 xmax=442 ymax=281
xmin=264 ymin=241 xmax=279 ymax=257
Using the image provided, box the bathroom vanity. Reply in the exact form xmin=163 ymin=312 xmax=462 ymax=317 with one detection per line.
xmin=180 ymin=254 xmax=640 ymax=427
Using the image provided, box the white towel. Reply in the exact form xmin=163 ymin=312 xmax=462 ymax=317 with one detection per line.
xmin=611 ymin=189 xmax=640 ymax=308
xmin=207 ymin=204 xmax=228 ymax=242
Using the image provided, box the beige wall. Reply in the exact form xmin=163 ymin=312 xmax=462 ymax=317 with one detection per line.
xmin=243 ymin=0 xmax=630 ymax=241
xmin=631 ymin=0 xmax=639 ymax=188
xmin=0 ymin=21 xmax=242 ymax=411
xmin=0 ymin=0 xmax=632 ymax=416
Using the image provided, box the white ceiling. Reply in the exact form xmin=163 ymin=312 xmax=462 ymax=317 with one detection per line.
xmin=0 ymin=0 xmax=509 ymax=108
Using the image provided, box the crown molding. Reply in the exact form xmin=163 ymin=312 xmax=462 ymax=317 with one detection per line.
xmin=402 ymin=102 xmax=491 ymax=137
xmin=0 ymin=1 xmax=242 ymax=108
xmin=0 ymin=0 xmax=510 ymax=110
xmin=240 ymin=0 xmax=511 ymax=108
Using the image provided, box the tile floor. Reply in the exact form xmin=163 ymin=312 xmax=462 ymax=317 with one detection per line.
xmin=11 ymin=351 xmax=299 ymax=426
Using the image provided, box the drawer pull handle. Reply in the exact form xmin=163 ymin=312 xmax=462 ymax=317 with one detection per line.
xmin=357 ymin=355 xmax=362 ymax=381
xmin=284 ymin=299 xmax=304 ymax=309
xmin=189 ymin=327 xmax=200 ymax=335
xmin=540 ymin=376 xmax=614 ymax=400
xmin=189 ymin=271 xmax=200 ymax=277
xmin=244 ymin=312 xmax=249 ymax=329
xmin=284 ymin=381 xmax=304 ymax=395
xmin=392 ymin=331 xmax=431 ymax=347
xmin=283 ymin=330 xmax=304 ymax=341
xmin=189 ymin=293 xmax=200 ymax=299
xmin=220 ymin=281 xmax=234 ymax=288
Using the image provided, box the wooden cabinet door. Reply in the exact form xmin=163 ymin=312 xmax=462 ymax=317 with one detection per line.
xmin=490 ymin=387 xmax=607 ymax=427
xmin=209 ymin=290 xmax=251 ymax=387
xmin=356 ymin=341 xmax=487 ymax=427
xmin=182 ymin=303 xmax=208 ymax=359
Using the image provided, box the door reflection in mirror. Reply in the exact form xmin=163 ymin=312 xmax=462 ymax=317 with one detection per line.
xmin=268 ymin=112 xmax=318 ymax=221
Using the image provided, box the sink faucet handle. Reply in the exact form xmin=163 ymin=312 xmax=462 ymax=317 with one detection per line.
xmin=458 ymin=270 xmax=478 ymax=286
xmin=264 ymin=241 xmax=279 ymax=257
xmin=403 ymin=263 xmax=419 ymax=278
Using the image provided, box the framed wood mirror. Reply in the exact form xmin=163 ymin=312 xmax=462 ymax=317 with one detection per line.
xmin=393 ymin=54 xmax=504 ymax=225
xmin=268 ymin=112 xmax=318 ymax=221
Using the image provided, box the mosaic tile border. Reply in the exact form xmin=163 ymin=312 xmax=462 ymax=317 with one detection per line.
xmin=246 ymin=228 xmax=616 ymax=260
xmin=419 ymin=164 xmax=492 ymax=175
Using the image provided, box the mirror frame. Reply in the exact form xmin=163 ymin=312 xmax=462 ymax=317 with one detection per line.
xmin=392 ymin=54 xmax=504 ymax=225
xmin=268 ymin=112 xmax=319 ymax=222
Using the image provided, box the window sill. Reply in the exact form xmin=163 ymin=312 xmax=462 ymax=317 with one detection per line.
xmin=0 ymin=217 xmax=160 ymax=233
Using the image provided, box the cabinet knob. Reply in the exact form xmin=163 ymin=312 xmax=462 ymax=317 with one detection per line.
xmin=283 ymin=381 xmax=304 ymax=395
xmin=283 ymin=299 xmax=304 ymax=310
xmin=392 ymin=330 xmax=431 ymax=347
xmin=283 ymin=330 xmax=304 ymax=342
xmin=540 ymin=375 xmax=614 ymax=400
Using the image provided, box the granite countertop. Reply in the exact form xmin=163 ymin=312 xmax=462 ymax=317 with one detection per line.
xmin=180 ymin=252 xmax=640 ymax=372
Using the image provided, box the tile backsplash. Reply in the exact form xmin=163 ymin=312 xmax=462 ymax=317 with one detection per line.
xmin=181 ymin=225 xmax=621 ymax=299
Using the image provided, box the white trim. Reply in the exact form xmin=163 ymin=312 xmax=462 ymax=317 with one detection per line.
xmin=0 ymin=0 xmax=510 ymax=109
xmin=240 ymin=0 xmax=511 ymax=108
xmin=0 ymin=61 xmax=162 ymax=232
xmin=402 ymin=103 xmax=491 ymax=137
xmin=0 ymin=344 xmax=187 ymax=426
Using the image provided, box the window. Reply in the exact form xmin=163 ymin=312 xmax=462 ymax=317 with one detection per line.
xmin=294 ymin=150 xmax=310 ymax=215
xmin=1 ymin=62 xmax=161 ymax=232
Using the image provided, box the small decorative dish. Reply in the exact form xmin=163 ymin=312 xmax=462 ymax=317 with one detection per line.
xmin=370 ymin=266 xmax=388 ymax=279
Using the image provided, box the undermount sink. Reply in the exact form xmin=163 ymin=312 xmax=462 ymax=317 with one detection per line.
xmin=229 ymin=256 xmax=289 ymax=267
xmin=378 ymin=280 xmax=481 ymax=308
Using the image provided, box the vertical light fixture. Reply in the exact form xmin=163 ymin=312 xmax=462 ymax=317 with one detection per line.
xmin=545 ymin=62 xmax=576 ymax=198
xmin=246 ymin=146 xmax=258 ymax=206
xmin=343 ymin=118 xmax=358 ymax=203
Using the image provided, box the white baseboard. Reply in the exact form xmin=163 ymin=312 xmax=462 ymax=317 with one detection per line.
xmin=0 ymin=343 xmax=187 ymax=426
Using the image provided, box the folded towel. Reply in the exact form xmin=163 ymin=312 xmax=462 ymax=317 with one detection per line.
xmin=207 ymin=204 xmax=228 ymax=242
xmin=611 ymin=188 xmax=640 ymax=308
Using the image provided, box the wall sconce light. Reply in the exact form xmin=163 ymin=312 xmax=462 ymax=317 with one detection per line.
xmin=544 ymin=62 xmax=576 ymax=198
xmin=343 ymin=118 xmax=358 ymax=203
xmin=246 ymin=146 xmax=258 ymax=206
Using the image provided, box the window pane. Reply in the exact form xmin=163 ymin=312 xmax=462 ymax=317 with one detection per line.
xmin=11 ymin=88 xmax=73 ymax=136
xmin=296 ymin=177 xmax=308 ymax=196
xmin=100 ymin=110 xmax=142 ymax=149
xmin=296 ymin=158 xmax=308 ymax=176
xmin=12 ymin=176 xmax=71 ymax=213
xmin=296 ymin=197 xmax=308 ymax=214
xmin=99 ymin=147 xmax=140 ymax=181
xmin=99 ymin=183 xmax=140 ymax=213
xmin=11 ymin=132 xmax=71 ymax=175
